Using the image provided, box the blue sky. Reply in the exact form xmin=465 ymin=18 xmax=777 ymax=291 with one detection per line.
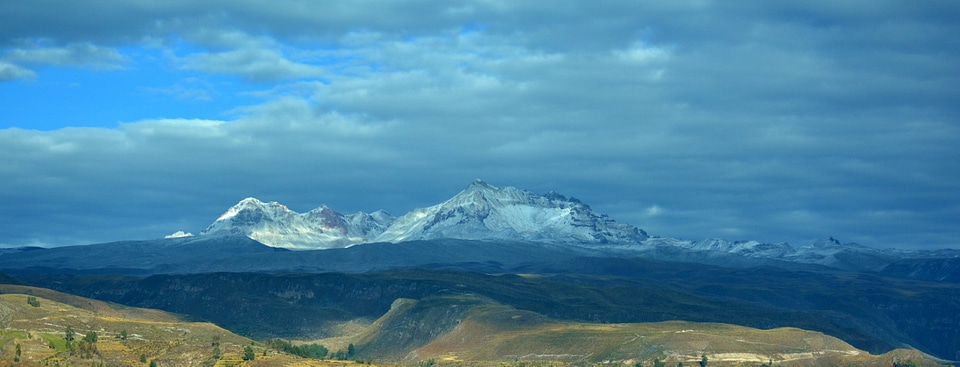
xmin=1 ymin=1 xmax=958 ymax=249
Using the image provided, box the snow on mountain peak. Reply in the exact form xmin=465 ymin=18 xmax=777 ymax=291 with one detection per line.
xmin=198 ymin=180 xmax=648 ymax=249
xmin=373 ymin=180 xmax=648 ymax=245
xmin=200 ymin=197 xmax=392 ymax=249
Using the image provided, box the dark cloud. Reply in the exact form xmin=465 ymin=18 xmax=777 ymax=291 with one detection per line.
xmin=1 ymin=1 xmax=958 ymax=249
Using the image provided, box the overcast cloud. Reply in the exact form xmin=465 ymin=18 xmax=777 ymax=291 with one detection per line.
xmin=1 ymin=1 xmax=958 ymax=249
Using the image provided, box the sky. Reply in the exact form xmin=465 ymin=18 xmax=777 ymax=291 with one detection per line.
xmin=1 ymin=1 xmax=958 ymax=250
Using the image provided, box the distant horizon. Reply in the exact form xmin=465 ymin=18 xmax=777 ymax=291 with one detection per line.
xmin=2 ymin=2 xmax=958 ymax=250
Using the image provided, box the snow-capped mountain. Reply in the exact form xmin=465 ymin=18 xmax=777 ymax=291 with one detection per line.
xmin=374 ymin=179 xmax=648 ymax=245
xmin=199 ymin=197 xmax=395 ymax=249
xmin=199 ymin=180 xmax=647 ymax=249
xmin=196 ymin=180 xmax=959 ymax=273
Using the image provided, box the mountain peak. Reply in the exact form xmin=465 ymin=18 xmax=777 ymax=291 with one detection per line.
xmin=237 ymin=197 xmax=264 ymax=205
xmin=375 ymin=181 xmax=647 ymax=245
xmin=467 ymin=178 xmax=494 ymax=189
xmin=811 ymin=236 xmax=843 ymax=248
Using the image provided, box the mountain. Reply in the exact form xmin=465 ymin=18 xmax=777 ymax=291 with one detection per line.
xmin=633 ymin=236 xmax=922 ymax=272
xmin=374 ymin=179 xmax=648 ymax=245
xmin=199 ymin=179 xmax=647 ymax=249
xmin=200 ymin=197 xmax=395 ymax=249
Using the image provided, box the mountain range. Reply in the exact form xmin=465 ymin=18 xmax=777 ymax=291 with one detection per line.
xmin=199 ymin=179 xmax=648 ymax=249
xmin=197 ymin=179 xmax=959 ymax=274
xmin=2 ymin=179 xmax=958 ymax=281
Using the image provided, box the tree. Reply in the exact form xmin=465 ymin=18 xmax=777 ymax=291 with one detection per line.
xmin=119 ymin=329 xmax=127 ymax=341
xmin=654 ymin=358 xmax=665 ymax=367
xmin=243 ymin=346 xmax=256 ymax=361
xmin=84 ymin=331 xmax=98 ymax=343
xmin=27 ymin=296 xmax=41 ymax=307
xmin=65 ymin=326 xmax=75 ymax=342
xmin=149 ymin=360 xmax=157 ymax=367
xmin=700 ymin=354 xmax=707 ymax=367
xmin=140 ymin=354 xmax=147 ymax=363
xmin=347 ymin=343 xmax=356 ymax=357
xmin=266 ymin=339 xmax=328 ymax=359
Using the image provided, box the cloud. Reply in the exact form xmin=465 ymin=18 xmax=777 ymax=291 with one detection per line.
xmin=168 ymin=30 xmax=326 ymax=82
xmin=2 ymin=42 xmax=126 ymax=69
xmin=143 ymin=78 xmax=218 ymax=101
xmin=0 ymin=61 xmax=34 ymax=80
xmin=0 ymin=41 xmax=126 ymax=81
xmin=179 ymin=47 xmax=324 ymax=82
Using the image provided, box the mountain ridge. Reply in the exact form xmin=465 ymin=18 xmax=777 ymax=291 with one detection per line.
xmin=195 ymin=180 xmax=959 ymax=273
xmin=200 ymin=179 xmax=649 ymax=250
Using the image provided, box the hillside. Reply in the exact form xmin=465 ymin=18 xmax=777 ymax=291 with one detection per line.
xmin=0 ymin=284 xmax=944 ymax=367
xmin=352 ymin=293 xmax=938 ymax=366
xmin=0 ymin=286 xmax=378 ymax=367
xmin=12 ymin=267 xmax=960 ymax=361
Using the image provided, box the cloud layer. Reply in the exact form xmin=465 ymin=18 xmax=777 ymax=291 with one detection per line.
xmin=1 ymin=1 xmax=958 ymax=249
